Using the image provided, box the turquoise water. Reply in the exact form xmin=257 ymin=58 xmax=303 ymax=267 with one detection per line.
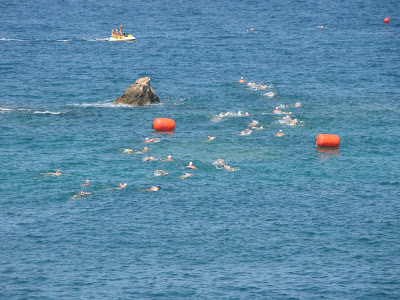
xmin=1 ymin=0 xmax=400 ymax=298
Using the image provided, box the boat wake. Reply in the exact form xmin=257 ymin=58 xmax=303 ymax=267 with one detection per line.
xmin=69 ymin=101 xmax=163 ymax=108
xmin=0 ymin=107 xmax=63 ymax=115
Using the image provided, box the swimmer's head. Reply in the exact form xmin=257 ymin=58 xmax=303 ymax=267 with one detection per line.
xmin=167 ymin=155 xmax=171 ymax=158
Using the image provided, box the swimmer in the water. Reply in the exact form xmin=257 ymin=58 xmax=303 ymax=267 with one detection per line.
xmin=273 ymin=107 xmax=291 ymax=114
xmin=143 ymin=157 xmax=156 ymax=161
xmin=294 ymin=102 xmax=302 ymax=107
xmin=154 ymin=170 xmax=168 ymax=176
xmin=276 ymin=130 xmax=285 ymax=137
xmin=215 ymin=160 xmax=237 ymax=171
xmin=179 ymin=173 xmax=194 ymax=179
xmin=214 ymin=159 xmax=225 ymax=164
xmin=73 ymin=191 xmax=91 ymax=198
xmin=117 ymin=183 xmax=127 ymax=189
xmin=161 ymin=155 xmax=173 ymax=161
xmin=252 ymin=125 xmax=264 ymax=130
xmin=140 ymin=147 xmax=149 ymax=153
xmin=40 ymin=170 xmax=66 ymax=177
xmin=282 ymin=115 xmax=296 ymax=124
xmin=240 ymin=129 xmax=252 ymax=135
xmin=124 ymin=149 xmax=134 ymax=153
xmin=81 ymin=180 xmax=91 ymax=186
xmin=140 ymin=186 xmax=159 ymax=192
xmin=273 ymin=108 xmax=281 ymax=114
xmin=144 ymin=137 xmax=160 ymax=143
xmin=239 ymin=77 xmax=245 ymax=83
xmin=317 ymin=26 xmax=324 ymax=29
xmin=207 ymin=136 xmax=216 ymax=141
xmin=186 ymin=161 xmax=197 ymax=169
xmin=248 ymin=120 xmax=259 ymax=127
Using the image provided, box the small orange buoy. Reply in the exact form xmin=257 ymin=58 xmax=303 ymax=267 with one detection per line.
xmin=316 ymin=134 xmax=340 ymax=147
xmin=384 ymin=18 xmax=390 ymax=24
xmin=153 ymin=118 xmax=175 ymax=132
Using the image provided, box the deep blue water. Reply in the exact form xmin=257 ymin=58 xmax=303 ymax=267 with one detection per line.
xmin=1 ymin=0 xmax=400 ymax=298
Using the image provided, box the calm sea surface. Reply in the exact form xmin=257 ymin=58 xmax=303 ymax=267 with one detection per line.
xmin=1 ymin=0 xmax=400 ymax=298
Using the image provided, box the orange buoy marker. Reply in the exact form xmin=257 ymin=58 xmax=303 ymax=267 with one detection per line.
xmin=153 ymin=118 xmax=175 ymax=132
xmin=384 ymin=18 xmax=389 ymax=24
xmin=316 ymin=134 xmax=340 ymax=147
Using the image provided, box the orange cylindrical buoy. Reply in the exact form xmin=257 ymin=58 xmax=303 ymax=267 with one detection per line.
xmin=384 ymin=18 xmax=390 ymax=24
xmin=153 ymin=118 xmax=175 ymax=132
xmin=316 ymin=134 xmax=340 ymax=147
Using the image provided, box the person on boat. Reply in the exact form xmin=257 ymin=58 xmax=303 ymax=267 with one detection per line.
xmin=119 ymin=24 xmax=123 ymax=37
xmin=186 ymin=161 xmax=197 ymax=169
xmin=81 ymin=180 xmax=91 ymax=186
xmin=276 ymin=130 xmax=285 ymax=137
xmin=111 ymin=28 xmax=115 ymax=38
xmin=179 ymin=173 xmax=194 ymax=179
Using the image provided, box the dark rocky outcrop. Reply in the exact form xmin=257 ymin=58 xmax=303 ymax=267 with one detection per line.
xmin=113 ymin=77 xmax=160 ymax=106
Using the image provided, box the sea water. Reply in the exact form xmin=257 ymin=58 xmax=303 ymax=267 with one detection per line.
xmin=1 ymin=0 xmax=399 ymax=298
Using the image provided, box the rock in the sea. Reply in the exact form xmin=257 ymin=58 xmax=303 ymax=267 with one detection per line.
xmin=113 ymin=77 xmax=160 ymax=106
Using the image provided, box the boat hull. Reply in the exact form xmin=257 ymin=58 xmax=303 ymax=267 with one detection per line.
xmin=109 ymin=35 xmax=136 ymax=42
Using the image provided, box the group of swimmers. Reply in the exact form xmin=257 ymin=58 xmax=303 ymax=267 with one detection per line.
xmin=42 ymin=78 xmax=303 ymax=198
xmin=238 ymin=77 xmax=302 ymax=137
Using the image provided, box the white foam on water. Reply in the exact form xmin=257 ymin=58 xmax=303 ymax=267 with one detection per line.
xmin=70 ymin=101 xmax=163 ymax=108
xmin=0 ymin=38 xmax=26 ymax=42
xmin=70 ymin=102 xmax=131 ymax=108
xmin=33 ymin=110 xmax=62 ymax=115
xmin=264 ymin=92 xmax=276 ymax=98
xmin=211 ymin=111 xmax=250 ymax=121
